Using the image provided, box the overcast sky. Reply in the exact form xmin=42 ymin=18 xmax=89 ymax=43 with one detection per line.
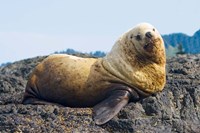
xmin=0 ymin=0 xmax=200 ymax=64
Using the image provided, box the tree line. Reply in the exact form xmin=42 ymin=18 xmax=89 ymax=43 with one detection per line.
xmin=54 ymin=48 xmax=106 ymax=57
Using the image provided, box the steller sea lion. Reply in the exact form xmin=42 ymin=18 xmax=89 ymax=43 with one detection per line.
xmin=22 ymin=23 xmax=166 ymax=125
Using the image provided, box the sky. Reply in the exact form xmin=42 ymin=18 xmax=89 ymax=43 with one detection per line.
xmin=0 ymin=0 xmax=200 ymax=64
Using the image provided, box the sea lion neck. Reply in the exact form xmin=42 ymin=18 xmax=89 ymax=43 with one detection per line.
xmin=101 ymin=39 xmax=137 ymax=83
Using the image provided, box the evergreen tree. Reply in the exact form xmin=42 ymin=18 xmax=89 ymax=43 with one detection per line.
xmin=90 ymin=51 xmax=106 ymax=57
xmin=176 ymin=44 xmax=185 ymax=55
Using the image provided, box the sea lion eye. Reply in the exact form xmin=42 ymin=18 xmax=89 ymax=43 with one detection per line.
xmin=135 ymin=34 xmax=142 ymax=41
xmin=130 ymin=34 xmax=133 ymax=39
xmin=153 ymin=28 xmax=155 ymax=32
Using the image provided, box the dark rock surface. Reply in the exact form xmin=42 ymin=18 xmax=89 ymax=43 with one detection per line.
xmin=0 ymin=54 xmax=199 ymax=133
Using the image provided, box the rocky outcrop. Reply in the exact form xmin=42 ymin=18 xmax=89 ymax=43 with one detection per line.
xmin=0 ymin=54 xmax=199 ymax=133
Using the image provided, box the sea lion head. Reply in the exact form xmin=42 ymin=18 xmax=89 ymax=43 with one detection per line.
xmin=103 ymin=23 xmax=166 ymax=84
xmin=122 ymin=23 xmax=165 ymax=64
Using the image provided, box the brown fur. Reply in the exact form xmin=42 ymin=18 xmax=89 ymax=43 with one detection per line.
xmin=23 ymin=23 xmax=166 ymax=107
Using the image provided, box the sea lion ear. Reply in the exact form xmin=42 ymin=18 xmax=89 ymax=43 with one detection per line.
xmin=93 ymin=89 xmax=131 ymax=125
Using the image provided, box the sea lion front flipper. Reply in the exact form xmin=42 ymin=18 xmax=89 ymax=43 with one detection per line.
xmin=93 ymin=89 xmax=131 ymax=125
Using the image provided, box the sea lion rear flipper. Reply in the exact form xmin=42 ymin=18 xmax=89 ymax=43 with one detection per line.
xmin=93 ymin=89 xmax=131 ymax=125
xmin=22 ymin=97 xmax=63 ymax=107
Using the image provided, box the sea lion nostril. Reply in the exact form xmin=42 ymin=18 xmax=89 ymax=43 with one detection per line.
xmin=145 ymin=32 xmax=153 ymax=38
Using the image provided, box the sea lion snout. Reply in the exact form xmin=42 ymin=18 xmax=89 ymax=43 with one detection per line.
xmin=144 ymin=36 xmax=161 ymax=52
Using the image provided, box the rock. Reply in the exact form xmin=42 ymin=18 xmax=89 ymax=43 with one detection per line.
xmin=0 ymin=54 xmax=200 ymax=132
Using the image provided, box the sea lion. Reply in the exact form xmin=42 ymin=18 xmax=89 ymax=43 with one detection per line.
xmin=22 ymin=23 xmax=166 ymax=125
